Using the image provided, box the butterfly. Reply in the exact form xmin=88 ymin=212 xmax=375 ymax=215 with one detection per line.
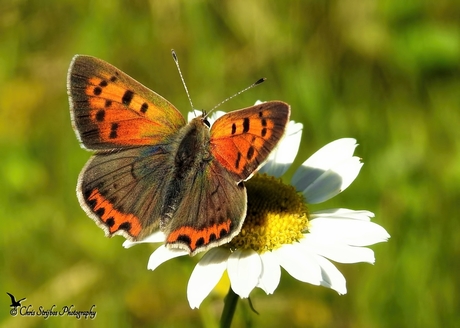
xmin=67 ymin=54 xmax=290 ymax=256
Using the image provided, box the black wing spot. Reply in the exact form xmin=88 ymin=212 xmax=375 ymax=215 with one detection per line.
xmin=235 ymin=152 xmax=242 ymax=169
xmin=177 ymin=234 xmax=192 ymax=246
xmin=84 ymin=189 xmax=93 ymax=200
xmin=261 ymin=127 xmax=267 ymax=137
xmin=110 ymin=75 xmax=117 ymax=82
xmin=231 ymin=123 xmax=236 ymax=135
xmin=106 ymin=217 xmax=115 ymax=227
xmin=119 ymin=221 xmax=131 ymax=231
xmin=209 ymin=233 xmax=217 ymax=242
xmin=93 ymin=87 xmax=102 ymax=95
xmin=105 ymin=100 xmax=112 ymax=108
xmin=95 ymin=207 xmax=105 ymax=217
xmin=261 ymin=118 xmax=267 ymax=126
xmin=109 ymin=123 xmax=119 ymax=139
xmin=122 ymin=90 xmax=134 ymax=105
xmin=99 ymin=80 xmax=108 ymax=87
xmin=247 ymin=146 xmax=255 ymax=160
xmin=96 ymin=109 xmax=105 ymax=122
xmin=243 ymin=117 xmax=250 ymax=133
xmin=87 ymin=198 xmax=97 ymax=209
xmin=195 ymin=237 xmax=205 ymax=248
xmin=140 ymin=102 xmax=149 ymax=113
xmin=219 ymin=227 xmax=229 ymax=238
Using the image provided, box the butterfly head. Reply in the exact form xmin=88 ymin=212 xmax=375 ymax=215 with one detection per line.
xmin=202 ymin=117 xmax=211 ymax=128
xmin=193 ymin=109 xmax=211 ymax=128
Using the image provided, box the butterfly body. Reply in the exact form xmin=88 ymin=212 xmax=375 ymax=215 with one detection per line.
xmin=68 ymin=55 xmax=290 ymax=255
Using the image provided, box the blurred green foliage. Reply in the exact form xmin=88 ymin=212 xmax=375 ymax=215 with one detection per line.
xmin=1 ymin=0 xmax=459 ymax=327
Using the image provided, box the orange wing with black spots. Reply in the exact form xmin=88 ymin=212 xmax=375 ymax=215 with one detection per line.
xmin=210 ymin=101 xmax=290 ymax=181
xmin=68 ymin=55 xmax=186 ymax=150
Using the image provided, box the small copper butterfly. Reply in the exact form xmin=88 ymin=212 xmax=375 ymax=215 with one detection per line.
xmin=67 ymin=54 xmax=290 ymax=256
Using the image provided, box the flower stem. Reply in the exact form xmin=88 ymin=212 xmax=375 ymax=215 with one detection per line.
xmin=220 ymin=286 xmax=238 ymax=328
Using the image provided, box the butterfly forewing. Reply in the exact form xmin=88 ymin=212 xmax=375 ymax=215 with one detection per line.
xmin=68 ymin=55 xmax=186 ymax=150
xmin=210 ymin=101 xmax=290 ymax=180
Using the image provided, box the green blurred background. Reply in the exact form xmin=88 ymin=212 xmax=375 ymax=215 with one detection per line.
xmin=1 ymin=1 xmax=459 ymax=327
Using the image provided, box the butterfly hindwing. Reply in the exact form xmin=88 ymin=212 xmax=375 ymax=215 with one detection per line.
xmin=68 ymin=55 xmax=186 ymax=150
xmin=210 ymin=101 xmax=290 ymax=180
xmin=78 ymin=146 xmax=175 ymax=241
xmin=164 ymin=155 xmax=247 ymax=255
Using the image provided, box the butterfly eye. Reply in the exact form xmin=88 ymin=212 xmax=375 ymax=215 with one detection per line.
xmin=203 ymin=118 xmax=211 ymax=128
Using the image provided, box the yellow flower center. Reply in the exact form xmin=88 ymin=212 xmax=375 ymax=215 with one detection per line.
xmin=229 ymin=173 xmax=309 ymax=253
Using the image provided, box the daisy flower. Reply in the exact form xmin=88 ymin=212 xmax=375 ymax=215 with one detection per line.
xmin=123 ymin=107 xmax=390 ymax=310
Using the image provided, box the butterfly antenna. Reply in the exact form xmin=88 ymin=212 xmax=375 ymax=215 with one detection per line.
xmin=171 ymin=49 xmax=195 ymax=115
xmin=206 ymin=77 xmax=266 ymax=118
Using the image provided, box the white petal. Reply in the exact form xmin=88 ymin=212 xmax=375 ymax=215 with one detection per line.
xmin=311 ymin=208 xmax=374 ymax=221
xmin=257 ymin=251 xmax=281 ymax=294
xmin=301 ymin=235 xmax=376 ymax=264
xmin=292 ymin=138 xmax=358 ymax=192
xmin=301 ymin=157 xmax=363 ymax=204
xmin=209 ymin=110 xmax=226 ymax=123
xmin=309 ymin=218 xmax=390 ymax=246
xmin=187 ymin=110 xmax=201 ymax=122
xmin=259 ymin=121 xmax=303 ymax=178
xmin=187 ymin=248 xmax=230 ymax=309
xmin=315 ymin=255 xmax=347 ymax=294
xmin=122 ymin=231 xmax=165 ymax=248
xmin=273 ymin=243 xmax=322 ymax=286
xmin=227 ymin=249 xmax=262 ymax=298
xmin=147 ymin=245 xmax=188 ymax=271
